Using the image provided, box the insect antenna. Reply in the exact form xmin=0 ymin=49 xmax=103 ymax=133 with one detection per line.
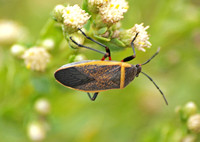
xmin=141 ymin=47 xmax=160 ymax=66
xmin=139 ymin=47 xmax=168 ymax=105
xmin=141 ymin=72 xmax=168 ymax=105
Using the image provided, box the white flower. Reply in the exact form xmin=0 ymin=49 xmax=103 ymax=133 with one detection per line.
xmin=99 ymin=0 xmax=128 ymax=24
xmin=187 ymin=114 xmax=200 ymax=133
xmin=131 ymin=23 xmax=151 ymax=51
xmin=22 ymin=47 xmax=50 ymax=71
xmin=0 ymin=20 xmax=27 ymax=45
xmin=34 ymin=98 xmax=50 ymax=115
xmin=27 ymin=122 xmax=46 ymax=141
xmin=62 ymin=5 xmax=90 ymax=32
xmin=120 ymin=23 xmax=151 ymax=51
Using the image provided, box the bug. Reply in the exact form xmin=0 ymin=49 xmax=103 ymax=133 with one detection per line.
xmin=54 ymin=28 xmax=168 ymax=105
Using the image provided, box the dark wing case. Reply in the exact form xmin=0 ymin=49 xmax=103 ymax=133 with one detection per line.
xmin=55 ymin=63 xmax=121 ymax=92
xmin=54 ymin=67 xmax=95 ymax=88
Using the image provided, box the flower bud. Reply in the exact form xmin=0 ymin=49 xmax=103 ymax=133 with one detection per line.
xmin=112 ymin=30 xmax=120 ymax=38
xmin=74 ymin=54 xmax=87 ymax=62
xmin=27 ymin=121 xmax=46 ymax=141
xmin=68 ymin=32 xmax=85 ymax=48
xmin=10 ymin=44 xmax=25 ymax=58
xmin=181 ymin=135 xmax=196 ymax=142
xmin=184 ymin=102 xmax=197 ymax=117
xmin=41 ymin=38 xmax=55 ymax=51
xmin=34 ymin=98 xmax=50 ymax=115
xmin=0 ymin=20 xmax=27 ymax=45
xmin=52 ymin=5 xmax=65 ymax=23
xmin=187 ymin=114 xmax=200 ymax=133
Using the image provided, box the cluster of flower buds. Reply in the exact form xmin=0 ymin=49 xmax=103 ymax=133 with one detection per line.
xmin=9 ymin=0 xmax=153 ymax=72
xmin=53 ymin=0 xmax=152 ymax=52
xmin=22 ymin=47 xmax=50 ymax=72
xmin=10 ymin=43 xmax=52 ymax=72
xmin=27 ymin=98 xmax=51 ymax=141
xmin=176 ymin=102 xmax=200 ymax=136
xmin=10 ymin=37 xmax=55 ymax=72
xmin=53 ymin=4 xmax=90 ymax=34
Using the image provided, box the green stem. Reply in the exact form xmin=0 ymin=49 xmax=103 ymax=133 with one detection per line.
xmin=40 ymin=18 xmax=56 ymax=38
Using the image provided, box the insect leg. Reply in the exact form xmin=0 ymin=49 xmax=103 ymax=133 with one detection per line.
xmin=87 ymin=92 xmax=99 ymax=101
xmin=78 ymin=28 xmax=111 ymax=61
xmin=121 ymin=32 xmax=139 ymax=62
xmin=70 ymin=37 xmax=105 ymax=55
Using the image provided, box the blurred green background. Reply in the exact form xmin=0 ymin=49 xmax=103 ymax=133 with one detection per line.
xmin=0 ymin=0 xmax=200 ymax=141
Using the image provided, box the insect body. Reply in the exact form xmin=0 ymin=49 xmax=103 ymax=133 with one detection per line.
xmin=54 ymin=29 xmax=168 ymax=105
xmin=55 ymin=60 xmax=139 ymax=92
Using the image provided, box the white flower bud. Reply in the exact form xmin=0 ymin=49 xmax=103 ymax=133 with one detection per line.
xmin=10 ymin=44 xmax=25 ymax=58
xmin=74 ymin=54 xmax=87 ymax=62
xmin=34 ymin=98 xmax=50 ymax=115
xmin=0 ymin=20 xmax=27 ymax=45
xmin=68 ymin=32 xmax=85 ymax=48
xmin=181 ymin=135 xmax=196 ymax=142
xmin=22 ymin=47 xmax=50 ymax=71
xmin=187 ymin=114 xmax=200 ymax=133
xmin=41 ymin=38 xmax=55 ymax=51
xmin=27 ymin=122 xmax=46 ymax=141
xmin=53 ymin=5 xmax=65 ymax=23
xmin=184 ymin=102 xmax=197 ymax=117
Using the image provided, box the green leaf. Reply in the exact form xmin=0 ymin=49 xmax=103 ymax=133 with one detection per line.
xmin=109 ymin=30 xmax=113 ymax=38
xmin=104 ymin=41 xmax=125 ymax=51
xmin=82 ymin=0 xmax=91 ymax=31
xmin=97 ymin=27 xmax=108 ymax=35
xmin=93 ymin=34 xmax=110 ymax=42
xmin=68 ymin=55 xmax=76 ymax=63
xmin=82 ymin=0 xmax=89 ymax=13
xmin=111 ymin=38 xmax=126 ymax=47
xmin=84 ymin=19 xmax=91 ymax=31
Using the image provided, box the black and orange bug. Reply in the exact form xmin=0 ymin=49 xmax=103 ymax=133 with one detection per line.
xmin=54 ymin=28 xmax=168 ymax=105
